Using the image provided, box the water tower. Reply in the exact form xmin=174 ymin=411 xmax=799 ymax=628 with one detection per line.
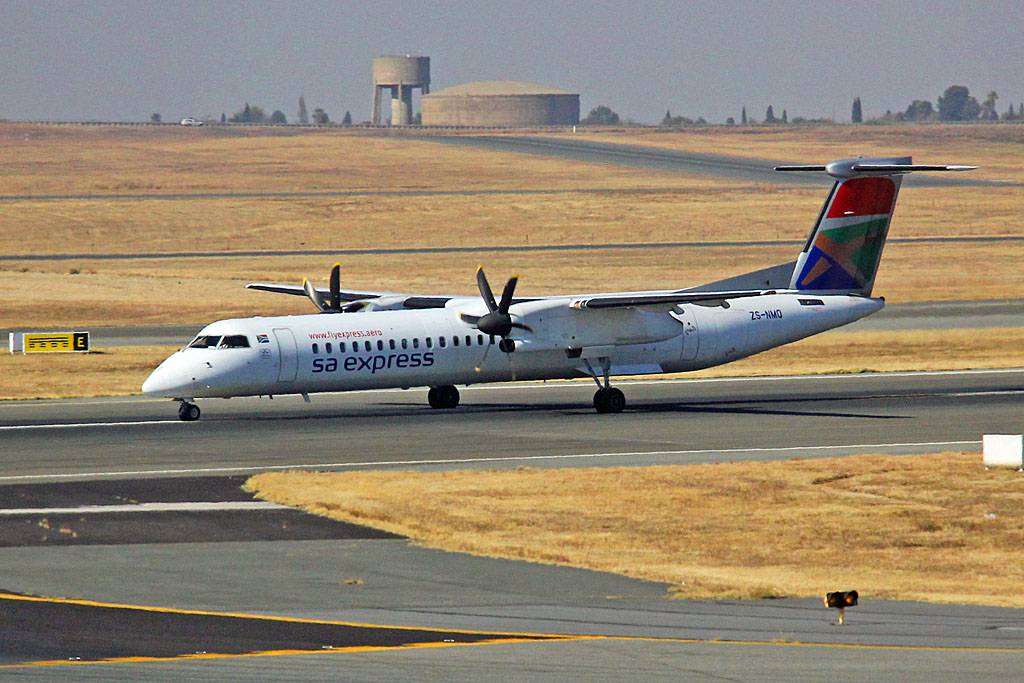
xmin=372 ymin=55 xmax=430 ymax=125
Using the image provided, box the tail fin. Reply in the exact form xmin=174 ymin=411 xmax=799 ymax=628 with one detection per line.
xmin=777 ymin=157 xmax=975 ymax=295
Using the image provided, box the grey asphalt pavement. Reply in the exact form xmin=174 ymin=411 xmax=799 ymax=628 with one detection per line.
xmin=1 ymin=369 xmax=1021 ymax=480
xmin=423 ymin=136 xmax=1013 ymax=188
xmin=2 ymin=370 xmax=1023 ymax=679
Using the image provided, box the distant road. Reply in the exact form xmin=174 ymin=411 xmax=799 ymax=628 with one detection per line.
xmin=1 ymin=235 xmax=1022 ymax=262
xmin=422 ymin=136 xmax=1013 ymax=188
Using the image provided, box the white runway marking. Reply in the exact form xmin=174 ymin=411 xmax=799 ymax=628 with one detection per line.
xmin=0 ymin=440 xmax=980 ymax=482
xmin=0 ymin=420 xmax=184 ymax=431
xmin=0 ymin=502 xmax=285 ymax=515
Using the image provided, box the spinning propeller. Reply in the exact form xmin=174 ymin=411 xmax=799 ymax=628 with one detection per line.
xmin=459 ymin=267 xmax=532 ymax=352
xmin=302 ymin=263 xmax=344 ymax=313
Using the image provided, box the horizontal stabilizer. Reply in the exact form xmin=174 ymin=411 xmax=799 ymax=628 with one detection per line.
xmin=775 ymin=158 xmax=976 ymax=180
xmin=774 ymin=165 xmax=827 ymax=172
xmin=850 ymin=163 xmax=977 ymax=173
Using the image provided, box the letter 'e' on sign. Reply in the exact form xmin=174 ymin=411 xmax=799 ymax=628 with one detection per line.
xmin=21 ymin=332 xmax=90 ymax=353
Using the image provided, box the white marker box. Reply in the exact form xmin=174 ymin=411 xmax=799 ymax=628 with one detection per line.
xmin=983 ymin=435 xmax=1024 ymax=469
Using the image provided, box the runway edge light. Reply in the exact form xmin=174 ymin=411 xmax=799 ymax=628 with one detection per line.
xmin=983 ymin=435 xmax=1023 ymax=471
xmin=824 ymin=590 xmax=858 ymax=625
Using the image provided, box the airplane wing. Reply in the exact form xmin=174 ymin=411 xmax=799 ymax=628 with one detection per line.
xmin=246 ymin=282 xmax=383 ymax=302
xmin=569 ymin=289 xmax=773 ymax=310
xmin=245 ymin=282 xmax=462 ymax=310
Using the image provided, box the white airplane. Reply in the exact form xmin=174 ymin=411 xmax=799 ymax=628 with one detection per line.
xmin=142 ymin=157 xmax=974 ymax=421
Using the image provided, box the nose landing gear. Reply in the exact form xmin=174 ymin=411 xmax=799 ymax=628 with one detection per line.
xmin=177 ymin=401 xmax=201 ymax=421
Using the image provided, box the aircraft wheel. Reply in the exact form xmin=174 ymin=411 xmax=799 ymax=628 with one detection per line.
xmin=594 ymin=387 xmax=625 ymax=414
xmin=178 ymin=402 xmax=200 ymax=422
xmin=428 ymin=385 xmax=460 ymax=409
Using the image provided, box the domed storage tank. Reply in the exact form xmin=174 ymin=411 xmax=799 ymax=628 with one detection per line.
xmin=421 ymin=81 xmax=580 ymax=127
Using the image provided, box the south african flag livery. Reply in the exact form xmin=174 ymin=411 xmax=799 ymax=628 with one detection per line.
xmin=792 ymin=175 xmax=899 ymax=294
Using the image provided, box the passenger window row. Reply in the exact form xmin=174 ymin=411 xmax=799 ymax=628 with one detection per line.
xmin=311 ymin=334 xmax=494 ymax=355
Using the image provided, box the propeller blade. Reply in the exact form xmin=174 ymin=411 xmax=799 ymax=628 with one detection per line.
xmin=459 ymin=313 xmax=482 ymax=325
xmin=510 ymin=321 xmax=533 ymax=333
xmin=476 ymin=267 xmax=498 ymax=312
xmin=329 ymin=263 xmax=341 ymax=310
xmin=302 ymin=278 xmax=328 ymax=312
xmin=498 ymin=276 xmax=518 ymax=314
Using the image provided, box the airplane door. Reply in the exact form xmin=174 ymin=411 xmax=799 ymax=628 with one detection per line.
xmin=273 ymin=328 xmax=298 ymax=382
xmin=670 ymin=308 xmax=699 ymax=361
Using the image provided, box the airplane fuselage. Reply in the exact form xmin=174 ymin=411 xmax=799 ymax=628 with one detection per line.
xmin=142 ymin=293 xmax=883 ymax=401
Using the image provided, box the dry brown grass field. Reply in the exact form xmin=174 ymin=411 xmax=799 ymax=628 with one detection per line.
xmin=1 ymin=183 xmax=1019 ymax=258
xmin=3 ymin=327 xmax=1022 ymax=400
xmin=0 ymin=240 xmax=1018 ymax=329
xmin=0 ymin=123 xmax=688 ymax=197
xmin=247 ymin=452 xmax=1024 ymax=607
xmin=0 ymin=345 xmax=175 ymax=400
xmin=0 ymin=122 xmax=1019 ymax=328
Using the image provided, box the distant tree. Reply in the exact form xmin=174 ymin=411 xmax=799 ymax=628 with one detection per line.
xmin=312 ymin=108 xmax=330 ymax=124
xmin=781 ymin=109 xmax=788 ymax=124
xmin=937 ymin=85 xmax=981 ymax=121
xmin=851 ymin=97 xmax=863 ymax=123
xmin=220 ymin=112 xmax=226 ymax=123
xmin=150 ymin=113 xmax=161 ymax=123
xmin=765 ymin=105 xmax=776 ymax=123
xmin=725 ymin=116 xmax=735 ymax=125
xmin=1004 ymin=103 xmax=1017 ymax=121
xmin=297 ymin=95 xmax=309 ymax=124
xmin=270 ymin=110 xmax=287 ymax=124
xmin=903 ymin=100 xmax=934 ymax=121
xmin=661 ymin=109 xmax=701 ymax=126
xmin=412 ymin=112 xmax=422 ymax=125
xmin=580 ymin=105 xmax=620 ymax=125
xmin=741 ymin=106 xmax=747 ymax=125
xmin=230 ymin=103 xmax=267 ymax=123
xmin=982 ymin=91 xmax=999 ymax=121
xmin=342 ymin=110 xmax=352 ymax=125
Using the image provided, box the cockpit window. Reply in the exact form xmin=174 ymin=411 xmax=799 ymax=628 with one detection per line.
xmin=188 ymin=335 xmax=221 ymax=349
xmin=219 ymin=335 xmax=250 ymax=348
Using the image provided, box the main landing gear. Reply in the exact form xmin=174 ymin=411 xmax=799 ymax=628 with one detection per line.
xmin=584 ymin=358 xmax=626 ymax=414
xmin=427 ymin=385 xmax=460 ymax=409
xmin=593 ymin=386 xmax=626 ymax=414
xmin=177 ymin=400 xmax=201 ymax=422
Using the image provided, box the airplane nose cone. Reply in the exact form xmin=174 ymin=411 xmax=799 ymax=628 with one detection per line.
xmin=141 ymin=367 xmax=174 ymax=396
xmin=141 ymin=356 xmax=195 ymax=397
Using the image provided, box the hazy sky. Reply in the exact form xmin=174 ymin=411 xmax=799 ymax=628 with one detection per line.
xmin=3 ymin=0 xmax=1022 ymax=123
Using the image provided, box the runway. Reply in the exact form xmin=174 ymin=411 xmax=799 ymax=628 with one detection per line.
xmin=1 ymin=370 xmax=1021 ymax=480
xmin=1 ymin=370 xmax=1023 ymax=679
